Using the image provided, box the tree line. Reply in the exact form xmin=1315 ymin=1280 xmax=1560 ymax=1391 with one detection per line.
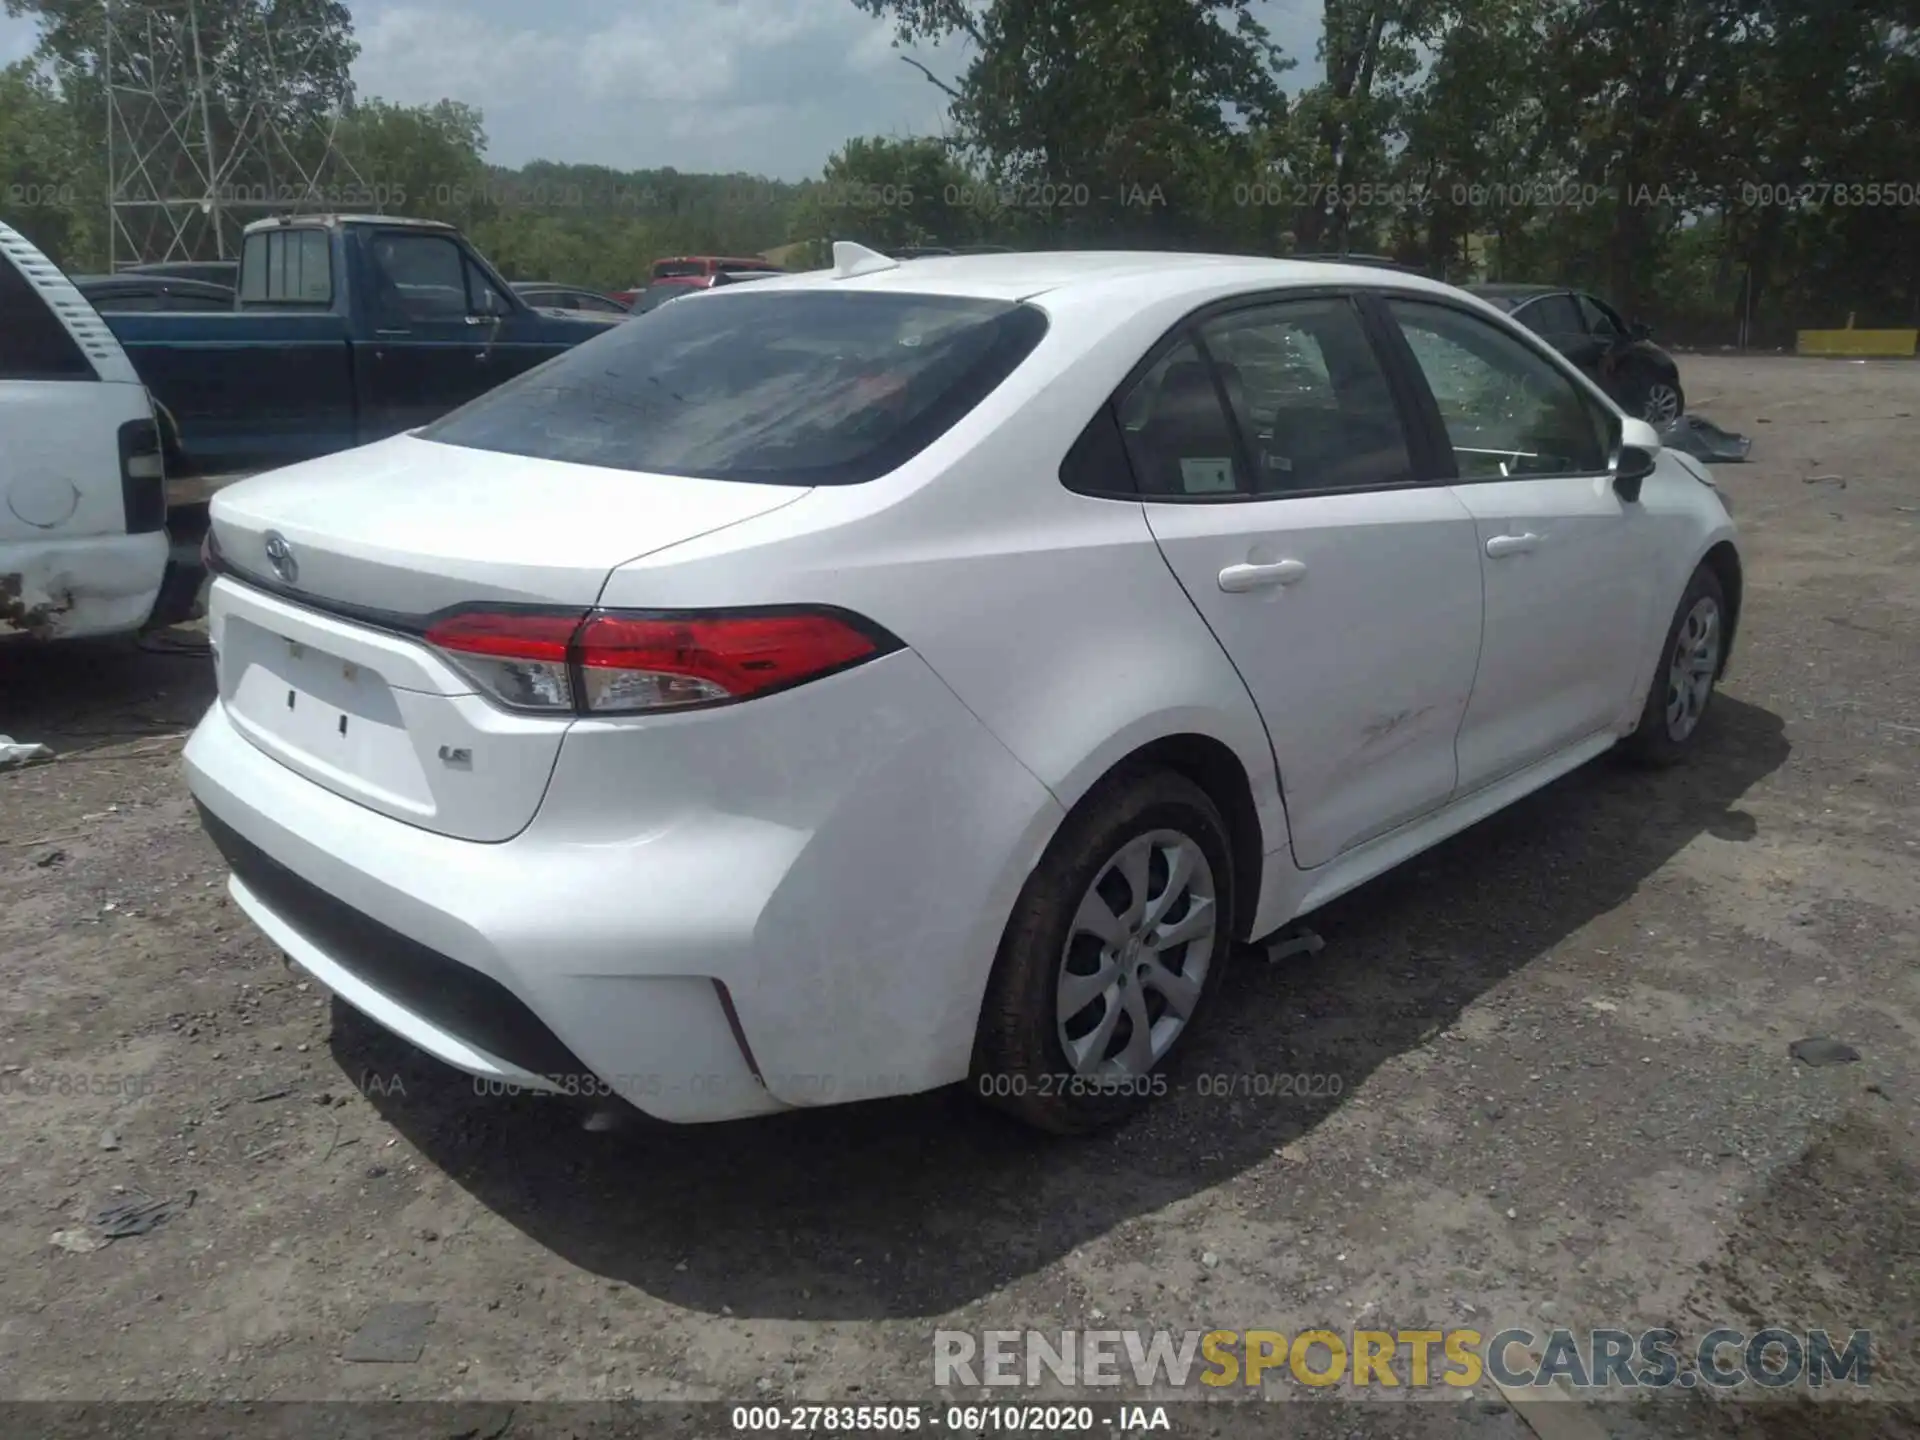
xmin=4 ymin=0 xmax=1916 ymax=346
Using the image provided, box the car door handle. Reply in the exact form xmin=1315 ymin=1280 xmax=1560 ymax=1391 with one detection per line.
xmin=1218 ymin=559 xmax=1307 ymax=593
xmin=1485 ymin=533 xmax=1539 ymax=558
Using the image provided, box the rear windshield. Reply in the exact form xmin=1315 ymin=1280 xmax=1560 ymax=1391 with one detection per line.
xmin=653 ymin=260 xmax=708 ymax=278
xmin=419 ymin=290 xmax=1050 ymax=485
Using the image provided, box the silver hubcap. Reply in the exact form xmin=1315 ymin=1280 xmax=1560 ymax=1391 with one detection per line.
xmin=1665 ymin=597 xmax=1721 ymax=741
xmin=1057 ymin=829 xmax=1217 ymax=1078
xmin=1643 ymin=383 xmax=1681 ymax=425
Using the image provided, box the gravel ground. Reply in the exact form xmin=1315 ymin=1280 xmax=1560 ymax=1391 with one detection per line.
xmin=1 ymin=356 xmax=1916 ymax=1438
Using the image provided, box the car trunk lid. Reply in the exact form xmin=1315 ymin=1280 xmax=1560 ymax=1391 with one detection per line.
xmin=207 ymin=434 xmax=808 ymax=840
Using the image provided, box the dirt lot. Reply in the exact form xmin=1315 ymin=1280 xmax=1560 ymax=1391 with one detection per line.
xmin=2 ymin=356 xmax=1917 ymax=1437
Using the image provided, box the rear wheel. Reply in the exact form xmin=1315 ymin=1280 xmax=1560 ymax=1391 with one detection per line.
xmin=972 ymin=769 xmax=1235 ymax=1134
xmin=1623 ymin=564 xmax=1726 ymax=767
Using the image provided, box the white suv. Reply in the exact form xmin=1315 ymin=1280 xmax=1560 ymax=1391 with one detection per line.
xmin=1 ymin=223 xmax=170 ymax=642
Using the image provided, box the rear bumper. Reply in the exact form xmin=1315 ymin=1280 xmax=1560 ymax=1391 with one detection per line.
xmin=1 ymin=531 xmax=167 ymax=641
xmin=184 ymin=649 xmax=1063 ymax=1122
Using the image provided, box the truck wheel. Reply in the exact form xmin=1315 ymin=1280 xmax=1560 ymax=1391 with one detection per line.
xmin=971 ymin=768 xmax=1236 ymax=1134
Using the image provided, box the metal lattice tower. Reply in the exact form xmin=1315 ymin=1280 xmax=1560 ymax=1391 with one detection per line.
xmin=101 ymin=0 xmax=367 ymax=268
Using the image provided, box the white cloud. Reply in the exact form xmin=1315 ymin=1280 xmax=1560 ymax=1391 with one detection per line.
xmin=349 ymin=0 xmax=956 ymax=179
xmin=2 ymin=0 xmax=1321 ymax=181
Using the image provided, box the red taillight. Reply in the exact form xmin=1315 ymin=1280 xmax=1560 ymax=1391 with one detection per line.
xmin=574 ymin=612 xmax=883 ymax=712
xmin=423 ymin=606 xmax=895 ymax=715
xmin=425 ymin=609 xmax=586 ymax=712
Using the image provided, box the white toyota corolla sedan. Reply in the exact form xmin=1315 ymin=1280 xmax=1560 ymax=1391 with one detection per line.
xmin=185 ymin=244 xmax=1741 ymax=1133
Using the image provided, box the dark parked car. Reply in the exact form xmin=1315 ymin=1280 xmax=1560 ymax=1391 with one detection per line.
xmin=1468 ymin=284 xmax=1685 ymax=423
xmin=73 ymin=273 xmax=236 ymax=312
xmin=631 ymin=270 xmax=781 ymax=313
xmin=1293 ymin=252 xmax=1427 ymax=274
xmin=122 ymin=259 xmax=241 ymax=289
xmin=510 ymin=282 xmax=631 ymax=316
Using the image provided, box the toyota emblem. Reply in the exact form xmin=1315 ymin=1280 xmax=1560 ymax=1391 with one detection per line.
xmin=262 ymin=531 xmax=298 ymax=585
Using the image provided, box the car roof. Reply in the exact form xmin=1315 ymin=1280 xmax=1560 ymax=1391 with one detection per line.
xmin=121 ymin=261 xmax=236 ymax=278
xmin=726 ymin=250 xmax=1472 ymax=305
xmin=241 ymin=214 xmax=456 ymax=235
xmin=77 ymin=272 xmax=227 ymax=285
xmin=1466 ymin=284 xmax=1562 ymax=299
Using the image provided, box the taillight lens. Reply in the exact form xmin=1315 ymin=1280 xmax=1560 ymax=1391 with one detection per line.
xmin=118 ymin=417 xmax=167 ymax=534
xmin=425 ymin=609 xmax=585 ymax=711
xmin=423 ymin=606 xmax=897 ymax=715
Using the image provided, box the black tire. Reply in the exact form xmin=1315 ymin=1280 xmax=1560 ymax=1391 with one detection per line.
xmin=1622 ymin=365 xmax=1685 ymax=425
xmin=1622 ymin=564 xmax=1727 ymax=768
xmin=971 ymin=767 xmax=1237 ymax=1134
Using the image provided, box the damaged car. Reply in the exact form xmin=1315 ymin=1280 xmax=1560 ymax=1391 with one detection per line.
xmin=185 ymin=247 xmax=1741 ymax=1134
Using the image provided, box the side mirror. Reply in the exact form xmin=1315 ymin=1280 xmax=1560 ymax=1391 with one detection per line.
xmin=1612 ymin=416 xmax=1661 ymax=502
xmin=1630 ymin=321 xmax=1652 ymax=341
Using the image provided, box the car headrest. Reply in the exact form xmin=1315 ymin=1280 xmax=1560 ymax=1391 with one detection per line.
xmin=1150 ymin=360 xmax=1223 ymax=428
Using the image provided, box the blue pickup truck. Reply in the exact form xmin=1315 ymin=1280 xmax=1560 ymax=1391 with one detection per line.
xmin=104 ymin=214 xmax=619 ymax=503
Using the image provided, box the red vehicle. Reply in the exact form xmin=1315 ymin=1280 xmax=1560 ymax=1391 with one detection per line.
xmin=610 ymin=256 xmax=774 ymax=306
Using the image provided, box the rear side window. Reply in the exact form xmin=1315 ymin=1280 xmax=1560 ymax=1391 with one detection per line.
xmin=240 ymin=229 xmax=332 ymax=305
xmin=1117 ymin=338 xmax=1245 ymax=497
xmin=0 ymin=258 xmax=93 ymax=380
xmin=420 ymin=291 xmax=1050 ymax=485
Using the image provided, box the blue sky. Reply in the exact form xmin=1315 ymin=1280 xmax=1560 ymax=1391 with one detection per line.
xmin=2 ymin=0 xmax=1324 ymax=181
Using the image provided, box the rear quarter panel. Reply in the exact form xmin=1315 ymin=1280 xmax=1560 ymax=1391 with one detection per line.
xmin=595 ymin=279 xmax=1291 ymax=914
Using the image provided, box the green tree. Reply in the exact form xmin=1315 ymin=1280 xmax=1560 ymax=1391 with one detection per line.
xmin=5 ymin=0 xmax=358 ymax=259
xmin=335 ymin=97 xmax=488 ymax=225
xmin=787 ymin=135 xmax=987 ymax=258
xmin=1278 ymin=0 xmax=1440 ymax=253
xmin=0 ymin=59 xmax=95 ymax=264
xmin=852 ymin=0 xmax=1292 ymax=247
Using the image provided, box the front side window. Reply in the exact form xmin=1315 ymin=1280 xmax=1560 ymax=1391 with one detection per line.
xmin=366 ymin=232 xmax=468 ymax=321
xmin=1388 ymin=298 xmax=1613 ymax=479
xmin=421 ymin=289 xmax=1049 ymax=484
xmin=1197 ymin=298 xmax=1414 ymax=494
xmin=239 ymin=228 xmax=332 ymax=305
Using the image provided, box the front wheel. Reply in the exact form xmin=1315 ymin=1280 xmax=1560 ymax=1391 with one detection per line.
xmin=1622 ymin=564 xmax=1726 ymax=767
xmin=971 ymin=768 xmax=1236 ymax=1134
xmin=1626 ymin=369 xmax=1685 ymax=426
